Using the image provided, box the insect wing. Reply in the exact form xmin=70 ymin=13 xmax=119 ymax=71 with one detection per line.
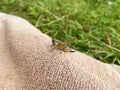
xmin=58 ymin=38 xmax=75 ymax=50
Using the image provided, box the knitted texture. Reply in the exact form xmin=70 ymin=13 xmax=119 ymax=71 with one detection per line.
xmin=0 ymin=12 xmax=120 ymax=90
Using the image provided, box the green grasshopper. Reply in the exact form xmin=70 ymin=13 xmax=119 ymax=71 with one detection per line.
xmin=49 ymin=38 xmax=75 ymax=52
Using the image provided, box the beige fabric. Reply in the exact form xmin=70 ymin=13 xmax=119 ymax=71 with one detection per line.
xmin=0 ymin=12 xmax=120 ymax=90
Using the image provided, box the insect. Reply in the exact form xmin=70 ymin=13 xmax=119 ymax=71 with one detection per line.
xmin=49 ymin=38 xmax=75 ymax=52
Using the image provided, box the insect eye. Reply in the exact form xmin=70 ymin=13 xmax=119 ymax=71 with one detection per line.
xmin=52 ymin=39 xmax=61 ymax=45
xmin=52 ymin=39 xmax=58 ymax=45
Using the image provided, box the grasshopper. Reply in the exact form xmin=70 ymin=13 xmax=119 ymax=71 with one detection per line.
xmin=49 ymin=38 xmax=75 ymax=52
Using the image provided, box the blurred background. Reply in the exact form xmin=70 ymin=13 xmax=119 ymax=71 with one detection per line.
xmin=0 ymin=0 xmax=120 ymax=65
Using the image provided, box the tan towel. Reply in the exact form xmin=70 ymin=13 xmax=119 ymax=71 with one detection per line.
xmin=0 ymin=12 xmax=120 ymax=90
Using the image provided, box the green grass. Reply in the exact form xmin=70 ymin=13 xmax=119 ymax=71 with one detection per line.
xmin=1 ymin=0 xmax=120 ymax=65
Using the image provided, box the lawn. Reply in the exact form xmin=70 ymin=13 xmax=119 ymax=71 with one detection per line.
xmin=1 ymin=0 xmax=120 ymax=65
